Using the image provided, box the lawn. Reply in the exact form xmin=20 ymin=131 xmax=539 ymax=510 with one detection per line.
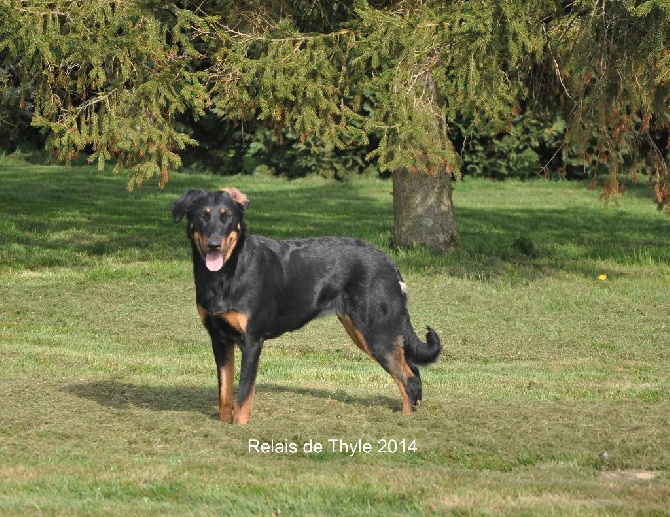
xmin=1 ymin=154 xmax=669 ymax=515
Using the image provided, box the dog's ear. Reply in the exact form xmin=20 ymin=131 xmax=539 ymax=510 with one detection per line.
xmin=172 ymin=189 xmax=207 ymax=223
xmin=220 ymin=187 xmax=250 ymax=212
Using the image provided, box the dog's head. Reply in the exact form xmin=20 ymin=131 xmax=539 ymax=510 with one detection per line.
xmin=172 ymin=188 xmax=250 ymax=272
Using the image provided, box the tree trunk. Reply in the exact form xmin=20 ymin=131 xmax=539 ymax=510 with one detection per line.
xmin=391 ymin=64 xmax=459 ymax=251
xmin=393 ymin=165 xmax=459 ymax=251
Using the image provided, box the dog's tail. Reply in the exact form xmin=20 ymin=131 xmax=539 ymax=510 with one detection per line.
xmin=394 ymin=267 xmax=441 ymax=366
xmin=404 ymin=322 xmax=442 ymax=366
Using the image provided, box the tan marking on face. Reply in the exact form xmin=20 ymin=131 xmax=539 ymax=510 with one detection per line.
xmin=338 ymin=315 xmax=373 ymax=357
xmin=217 ymin=311 xmax=248 ymax=334
xmin=192 ymin=231 xmax=208 ymax=260
xmin=233 ymin=382 xmax=255 ymax=425
xmin=221 ymin=230 xmax=239 ymax=265
xmin=219 ymin=349 xmax=235 ymax=423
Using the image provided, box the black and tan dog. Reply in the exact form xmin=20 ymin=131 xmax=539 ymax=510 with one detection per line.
xmin=172 ymin=188 xmax=441 ymax=424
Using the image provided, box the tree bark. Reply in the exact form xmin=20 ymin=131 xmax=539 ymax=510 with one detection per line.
xmin=393 ymin=166 xmax=459 ymax=251
xmin=391 ymin=64 xmax=459 ymax=252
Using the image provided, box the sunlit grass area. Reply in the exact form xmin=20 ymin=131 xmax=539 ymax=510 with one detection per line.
xmin=1 ymin=156 xmax=669 ymax=514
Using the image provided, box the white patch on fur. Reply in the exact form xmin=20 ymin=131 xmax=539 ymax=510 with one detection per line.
xmin=399 ymin=281 xmax=408 ymax=295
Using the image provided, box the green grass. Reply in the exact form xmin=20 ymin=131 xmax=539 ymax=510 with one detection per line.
xmin=1 ymin=154 xmax=669 ymax=515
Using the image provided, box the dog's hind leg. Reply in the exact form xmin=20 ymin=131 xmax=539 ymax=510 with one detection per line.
xmin=338 ymin=315 xmax=374 ymax=357
xmin=233 ymin=341 xmax=262 ymax=425
xmin=339 ymin=315 xmax=421 ymax=415
xmin=407 ymin=360 xmax=422 ymax=402
xmin=380 ymin=339 xmax=422 ymax=415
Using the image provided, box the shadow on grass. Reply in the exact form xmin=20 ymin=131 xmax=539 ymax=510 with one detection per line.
xmin=457 ymin=206 xmax=668 ymax=260
xmin=3 ymin=161 xmax=668 ymax=276
xmin=64 ymin=380 xmax=399 ymax=419
xmin=0 ymin=163 xmax=392 ymax=268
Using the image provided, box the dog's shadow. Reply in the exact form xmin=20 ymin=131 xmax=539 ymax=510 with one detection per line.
xmin=64 ymin=380 xmax=400 ymax=418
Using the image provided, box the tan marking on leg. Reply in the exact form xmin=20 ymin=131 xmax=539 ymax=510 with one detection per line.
xmin=392 ymin=377 xmax=412 ymax=415
xmin=388 ymin=339 xmax=414 ymax=415
xmin=219 ymin=349 xmax=235 ymax=423
xmin=217 ymin=311 xmax=248 ymax=334
xmin=197 ymin=305 xmax=207 ymax=325
xmin=338 ymin=315 xmax=373 ymax=357
xmin=233 ymin=382 xmax=255 ymax=425
xmin=393 ymin=340 xmax=415 ymax=378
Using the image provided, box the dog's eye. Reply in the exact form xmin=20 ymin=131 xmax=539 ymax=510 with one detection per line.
xmin=200 ymin=211 xmax=211 ymax=221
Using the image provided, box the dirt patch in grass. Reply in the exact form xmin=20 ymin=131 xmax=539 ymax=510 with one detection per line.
xmin=601 ymin=470 xmax=660 ymax=481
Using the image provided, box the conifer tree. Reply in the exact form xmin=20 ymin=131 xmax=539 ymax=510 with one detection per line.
xmin=0 ymin=0 xmax=210 ymax=187
xmin=1 ymin=0 xmax=668 ymax=249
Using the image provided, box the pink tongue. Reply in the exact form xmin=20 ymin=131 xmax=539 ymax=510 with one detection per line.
xmin=205 ymin=253 xmax=224 ymax=272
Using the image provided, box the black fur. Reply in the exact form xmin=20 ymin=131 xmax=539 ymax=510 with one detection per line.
xmin=172 ymin=188 xmax=441 ymax=424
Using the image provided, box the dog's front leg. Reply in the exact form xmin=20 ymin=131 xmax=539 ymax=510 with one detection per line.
xmin=234 ymin=340 xmax=263 ymax=425
xmin=200 ymin=307 xmax=236 ymax=423
xmin=212 ymin=342 xmax=235 ymax=423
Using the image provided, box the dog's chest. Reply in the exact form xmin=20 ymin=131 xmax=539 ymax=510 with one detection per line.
xmin=195 ymin=271 xmax=238 ymax=313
